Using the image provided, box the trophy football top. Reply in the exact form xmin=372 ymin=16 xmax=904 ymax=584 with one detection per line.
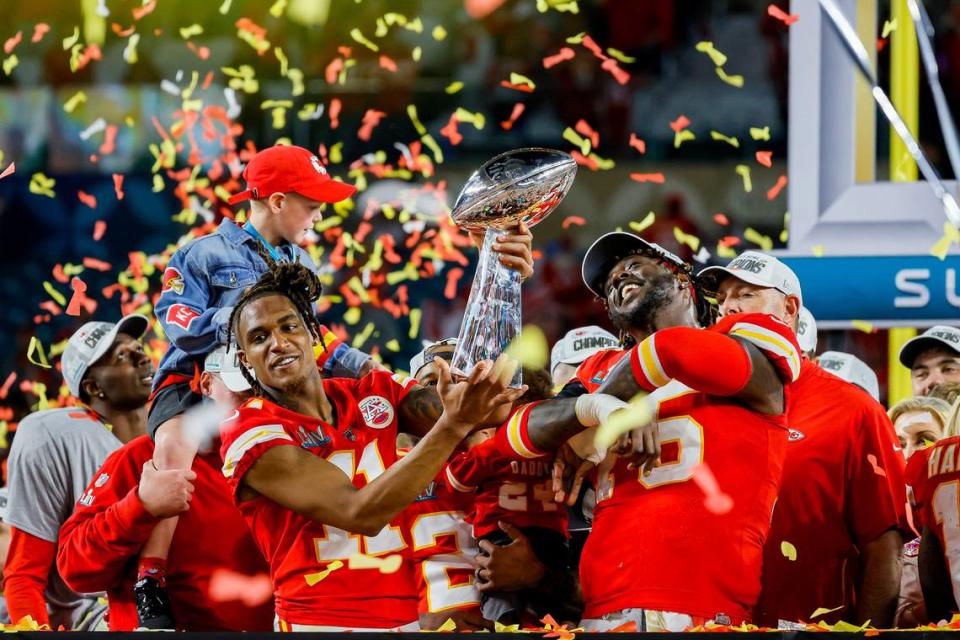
xmin=451 ymin=148 xmax=577 ymax=231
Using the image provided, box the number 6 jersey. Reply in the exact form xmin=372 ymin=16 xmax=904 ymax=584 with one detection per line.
xmin=218 ymin=371 xmax=419 ymax=629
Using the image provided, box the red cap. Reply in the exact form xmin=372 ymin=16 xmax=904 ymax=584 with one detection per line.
xmin=228 ymin=144 xmax=357 ymax=205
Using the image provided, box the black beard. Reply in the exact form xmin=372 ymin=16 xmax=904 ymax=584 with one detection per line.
xmin=609 ymin=272 xmax=677 ymax=336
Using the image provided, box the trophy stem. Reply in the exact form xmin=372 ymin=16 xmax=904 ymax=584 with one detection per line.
xmin=451 ymin=228 xmax=523 ymax=388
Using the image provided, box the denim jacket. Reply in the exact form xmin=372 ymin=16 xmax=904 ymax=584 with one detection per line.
xmin=153 ymin=219 xmax=369 ymax=387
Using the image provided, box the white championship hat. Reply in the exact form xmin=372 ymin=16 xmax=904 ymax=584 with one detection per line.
xmin=818 ymin=351 xmax=880 ymax=401
xmin=204 ymin=345 xmax=252 ymax=393
xmin=550 ymin=326 xmax=620 ymax=374
xmin=796 ymin=307 xmax=818 ymax=355
xmin=898 ymin=325 xmax=960 ymax=369
xmin=698 ymin=251 xmax=803 ymax=305
xmin=61 ymin=315 xmax=151 ymax=398
xmin=409 ymin=338 xmax=458 ymax=378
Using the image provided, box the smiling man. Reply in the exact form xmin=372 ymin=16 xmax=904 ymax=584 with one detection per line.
xmin=898 ymin=326 xmax=960 ymax=397
xmin=3 ymin=315 xmax=153 ymax=630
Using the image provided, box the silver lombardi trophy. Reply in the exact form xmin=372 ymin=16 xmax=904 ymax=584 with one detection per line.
xmin=449 ymin=148 xmax=577 ymax=386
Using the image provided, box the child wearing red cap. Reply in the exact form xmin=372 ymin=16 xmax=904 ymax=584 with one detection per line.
xmin=138 ymin=144 xmax=366 ymax=629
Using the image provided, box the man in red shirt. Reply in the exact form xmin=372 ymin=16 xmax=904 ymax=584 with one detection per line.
xmin=700 ymin=250 xmax=908 ymax=628
xmin=57 ymin=346 xmax=272 ymax=630
xmin=485 ymin=232 xmax=801 ymax=631
xmin=219 ymin=260 xmax=525 ymax=630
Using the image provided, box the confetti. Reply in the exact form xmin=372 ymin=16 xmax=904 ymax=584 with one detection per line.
xmin=31 ymin=23 xmax=50 ymax=43
xmin=29 ymin=172 xmax=55 ymax=198
xmin=767 ymin=4 xmax=800 ymax=26
xmin=756 ymin=151 xmax=773 ymax=168
xmin=674 ymin=129 xmax=696 ymax=148
xmin=113 ymin=173 xmax=125 ymax=200
xmin=432 ymin=25 xmax=447 ymax=41
xmin=444 ymin=81 xmax=464 ymax=94
xmin=710 ymin=131 xmax=740 ymax=147
xmin=882 ymin=18 xmax=897 ymax=38
xmin=348 ymin=553 xmax=403 ymax=574
xmin=509 ymin=72 xmax=536 ymax=89
xmin=575 ymin=119 xmax=599 ymax=149
xmin=82 ymin=258 xmax=111 ymax=271
xmin=349 ymin=28 xmax=379 ymax=52
xmin=866 ymin=453 xmax=886 ymax=476
xmin=812 ymin=244 xmax=825 ymax=257
xmin=735 ymin=164 xmax=753 ymax=192
xmin=715 ymin=67 xmax=744 ymax=87
xmin=601 ymin=58 xmax=630 ymax=84
xmin=810 ymin=605 xmax=845 ymax=619
xmin=179 ymin=24 xmax=204 ymax=39
xmin=562 ymin=127 xmax=591 ymax=156
xmin=695 ymin=41 xmax=727 ymax=67
xmin=628 ymin=133 xmax=646 ymax=154
xmin=132 ymin=0 xmax=157 ymax=20
xmin=594 ymin=393 xmax=652 ymax=450
xmin=691 ymin=462 xmax=733 ymax=514
xmin=304 ymin=560 xmax=343 ymax=586
xmin=0 ymin=372 xmax=16 ymax=400
xmin=780 ymin=540 xmax=797 ymax=561
xmin=673 ymin=227 xmax=700 ymax=251
xmin=0 ymin=163 xmax=14 ymax=180
xmin=851 ymin=320 xmax=875 ymax=334
xmin=63 ymin=26 xmax=80 ymax=50
xmin=605 ymin=47 xmax=635 ymax=63
xmin=444 ymin=268 xmax=463 ymax=299
xmin=629 ymin=211 xmax=656 ymax=233
xmin=505 ymin=325 xmax=549 ymax=369
xmin=500 ymin=103 xmax=525 ymax=130
xmin=562 ymin=215 xmax=586 ymax=229
xmin=767 ymin=174 xmax=788 ymax=200
xmin=27 ymin=336 xmax=51 ymax=369
xmin=750 ymin=126 xmax=771 ymax=141
xmin=543 ymin=47 xmax=575 ymax=69
xmin=744 ymin=228 xmax=773 ymax=251
xmin=93 ymin=221 xmax=107 ymax=241
xmin=713 ymin=213 xmax=729 ymax=225
xmin=4 ymin=31 xmax=22 ymax=55
xmin=329 ymin=98 xmax=341 ymax=129
xmin=3 ymin=55 xmax=18 ymax=76
xmin=629 ymin=173 xmax=665 ymax=184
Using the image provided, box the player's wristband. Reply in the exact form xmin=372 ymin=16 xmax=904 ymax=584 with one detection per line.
xmin=575 ymin=393 xmax=628 ymax=428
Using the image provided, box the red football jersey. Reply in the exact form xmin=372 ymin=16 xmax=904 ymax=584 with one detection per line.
xmin=906 ymin=436 xmax=960 ymax=608
xmin=402 ymin=466 xmax=480 ymax=616
xmin=219 ymin=371 xmax=419 ymax=628
xmin=755 ymin=359 xmax=909 ymax=626
xmin=446 ymin=411 xmax=569 ymax=539
xmin=505 ymin=314 xmax=801 ymax=623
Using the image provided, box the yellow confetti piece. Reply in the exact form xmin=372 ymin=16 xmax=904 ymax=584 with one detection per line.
xmin=29 ymin=172 xmax=56 ymax=198
xmin=420 ymin=133 xmax=444 ymax=164
xmin=509 ymin=72 xmax=536 ymax=89
xmin=62 ymin=26 xmax=80 ymax=50
xmin=715 ymin=67 xmax=744 ymax=87
xmin=812 ymin=244 xmax=825 ymax=257
xmin=695 ymin=41 xmax=727 ymax=67
xmin=27 ymin=336 xmax=51 ymax=369
xmin=219 ymin=0 xmax=233 ymax=13
xmin=749 ymin=126 xmax=771 ymax=141
xmin=179 ymin=24 xmax=203 ymax=39
xmin=152 ymin=174 xmax=165 ymax=192
xmin=744 ymin=227 xmax=773 ymax=251
xmin=408 ymin=308 xmax=422 ymax=339
xmin=673 ymin=129 xmax=696 ymax=148
xmin=432 ymin=25 xmax=447 ymax=41
xmin=405 ymin=17 xmax=424 ymax=33
xmin=629 ymin=211 xmax=656 ymax=233
xmin=350 ymin=28 xmax=379 ymax=52
xmin=43 ymin=281 xmax=66 ymax=306
xmin=594 ymin=393 xmax=652 ymax=450
xmin=445 ymin=81 xmax=464 ymax=94
xmin=673 ymin=227 xmax=700 ymax=251
xmin=454 ymin=107 xmax=486 ymax=130
xmin=605 ymin=47 xmax=635 ymax=63
xmin=304 ymin=560 xmax=343 ymax=586
xmin=882 ymin=18 xmax=897 ymax=39
xmin=589 ymin=153 xmax=615 ymax=170
xmin=412 ymin=46 xmax=422 ymax=62
xmin=406 ymin=104 xmax=427 ymax=135
xmin=780 ymin=540 xmax=797 ymax=561
xmin=735 ymin=164 xmax=752 ymax=192
xmin=717 ymin=243 xmax=737 ymax=259
xmin=562 ymin=127 xmax=591 ymax=156
xmin=810 ymin=605 xmax=845 ymax=619
xmin=710 ymin=130 xmax=739 ymax=147
xmin=64 ymin=91 xmax=87 ymax=114
xmin=343 ymin=307 xmax=361 ymax=325
xmin=269 ymin=0 xmax=288 ymax=18
xmin=851 ymin=320 xmax=875 ymax=334
xmin=929 ymin=222 xmax=960 ymax=260
xmin=123 ymin=33 xmax=139 ymax=64
xmin=495 ymin=621 xmax=521 ymax=633
xmin=352 ymin=322 xmax=376 ymax=349
xmin=505 ymin=325 xmax=549 ymax=370
xmin=386 ymin=339 xmax=400 ymax=352
xmin=3 ymin=55 xmax=18 ymax=76
xmin=437 ymin=619 xmax=457 ymax=632
xmin=329 ymin=141 xmax=344 ymax=164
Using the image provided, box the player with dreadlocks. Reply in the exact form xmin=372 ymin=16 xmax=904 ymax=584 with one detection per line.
xmin=218 ymin=259 xmax=528 ymax=631
xmin=471 ymin=231 xmax=802 ymax=631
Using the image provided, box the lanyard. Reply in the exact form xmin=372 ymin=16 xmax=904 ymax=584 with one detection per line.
xmin=242 ymin=221 xmax=289 ymax=263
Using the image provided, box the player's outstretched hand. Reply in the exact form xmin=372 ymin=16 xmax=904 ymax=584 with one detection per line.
xmin=551 ymin=442 xmax=596 ymax=506
xmin=435 ymin=354 xmax=528 ymax=438
xmin=610 ymin=420 xmax=661 ymax=476
xmin=475 ymin=521 xmax=545 ymax=593
xmin=470 ymin=221 xmax=534 ymax=282
xmin=138 ymin=461 xmax=196 ymax=518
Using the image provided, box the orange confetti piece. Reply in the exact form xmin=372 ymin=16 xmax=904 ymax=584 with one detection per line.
xmin=378 ymin=55 xmax=397 ymax=72
xmin=445 ymin=268 xmax=463 ymax=299
xmin=78 ymin=191 xmax=97 ymax=209
xmin=629 ymin=172 xmax=665 ymax=184
xmin=670 ymin=115 xmax=691 ymax=133
xmin=601 ymin=58 xmax=630 ymax=85
xmin=767 ymin=174 xmax=788 ymax=200
xmin=325 ymin=58 xmax=343 ymax=83
xmin=112 ymin=173 xmax=125 ymax=200
xmin=580 ymin=35 xmax=607 ymax=60
xmin=571 ymin=150 xmax=598 ymax=171
xmin=440 ymin=114 xmax=462 ymax=145
xmin=0 ymin=163 xmax=14 ymax=180
xmin=610 ymin=621 xmax=638 ymax=633
xmin=92 ymin=220 xmax=106 ymax=241
xmin=562 ymin=215 xmax=586 ymax=229
xmin=186 ymin=41 xmax=211 ymax=60
xmin=867 ymin=454 xmax=886 ymax=477
xmin=575 ymin=119 xmax=599 ymax=149
xmin=31 ymin=23 xmax=50 ymax=43
xmin=329 ymin=98 xmax=341 ymax=129
xmin=0 ymin=372 xmax=16 ymax=399
xmin=628 ymin=133 xmax=646 ymax=154
xmin=208 ymin=570 xmax=273 ymax=606
xmin=768 ymin=4 xmax=800 ymax=26
xmin=500 ymin=103 xmax=525 ymax=130
xmin=713 ymin=213 xmax=730 ymax=225
xmin=132 ymin=0 xmax=156 ymax=20
xmin=4 ymin=31 xmax=22 ymax=55
xmin=755 ymin=150 xmax=773 ymax=168
xmin=719 ymin=235 xmax=741 ymax=247
xmin=100 ymin=124 xmax=118 ymax=156
xmin=691 ymin=462 xmax=733 ymax=514
xmin=543 ymin=47 xmax=575 ymax=69
xmin=112 ymin=23 xmax=136 ymax=37
xmin=357 ymin=109 xmax=386 ymax=142
xmin=82 ymin=257 xmax=111 ymax=271
xmin=66 ymin=277 xmax=87 ymax=317
xmin=499 ymin=81 xmax=534 ymax=93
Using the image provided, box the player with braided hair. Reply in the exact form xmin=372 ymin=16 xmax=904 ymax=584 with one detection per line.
xmin=218 ymin=259 xmax=529 ymax=630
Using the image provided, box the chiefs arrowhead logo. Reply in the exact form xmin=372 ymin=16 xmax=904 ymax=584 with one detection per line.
xmin=161 ymin=268 xmax=185 ymax=295
xmin=788 ymin=429 xmax=806 ymax=442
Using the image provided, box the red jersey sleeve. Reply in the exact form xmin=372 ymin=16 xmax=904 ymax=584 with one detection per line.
xmin=905 ymin=447 xmax=932 ymax=530
xmin=845 ymin=402 xmax=910 ymax=545
xmin=444 ymin=444 xmax=490 ymax=493
xmin=4 ymin=527 xmax=55 ymax=627
xmin=712 ymin=312 xmax=802 ymax=384
xmin=56 ymin=437 xmax=159 ymax=595
xmin=219 ymin=399 xmax=298 ymax=496
xmin=493 ymin=402 xmax=549 ymax=462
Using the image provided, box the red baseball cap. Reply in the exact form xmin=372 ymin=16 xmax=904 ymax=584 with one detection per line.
xmin=228 ymin=144 xmax=357 ymax=205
